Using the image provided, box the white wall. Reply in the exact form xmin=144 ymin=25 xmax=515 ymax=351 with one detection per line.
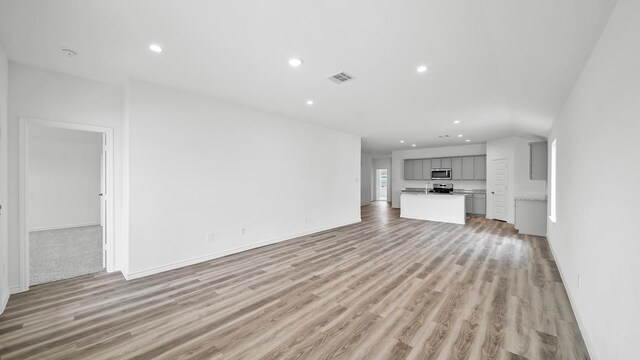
xmin=486 ymin=136 xmax=546 ymax=223
xmin=547 ymin=1 xmax=640 ymax=359
xmin=360 ymin=153 xmax=373 ymax=206
xmin=27 ymin=127 xmax=102 ymax=230
xmin=7 ymin=63 xmax=124 ymax=290
xmin=125 ymin=80 xmax=361 ymax=277
xmin=391 ymin=144 xmax=486 ymax=208
xmin=0 ymin=42 xmax=9 ymax=313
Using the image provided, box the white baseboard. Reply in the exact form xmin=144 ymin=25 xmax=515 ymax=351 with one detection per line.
xmin=0 ymin=290 xmax=9 ymax=315
xmin=28 ymin=223 xmax=101 ymax=232
xmin=124 ymin=218 xmax=361 ymax=281
xmin=9 ymin=284 xmax=24 ymax=294
xmin=546 ymin=236 xmax=597 ymax=360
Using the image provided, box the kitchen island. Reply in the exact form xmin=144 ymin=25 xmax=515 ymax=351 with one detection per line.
xmin=400 ymin=191 xmax=466 ymax=224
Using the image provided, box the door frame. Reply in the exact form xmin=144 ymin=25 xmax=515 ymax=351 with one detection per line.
xmin=18 ymin=117 xmax=115 ymax=292
xmin=490 ymin=157 xmax=509 ymax=221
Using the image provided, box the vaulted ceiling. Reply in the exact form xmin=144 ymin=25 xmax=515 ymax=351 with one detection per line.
xmin=0 ymin=0 xmax=617 ymax=153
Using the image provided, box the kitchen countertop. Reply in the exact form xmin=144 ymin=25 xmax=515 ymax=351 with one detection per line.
xmin=401 ymin=191 xmax=465 ymax=197
xmin=452 ymin=189 xmax=487 ymax=195
xmin=401 ymin=188 xmax=487 ymax=195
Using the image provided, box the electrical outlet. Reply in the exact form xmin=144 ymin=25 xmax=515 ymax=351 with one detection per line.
xmin=303 ymin=216 xmax=308 ymax=223
xmin=578 ymin=275 xmax=582 ymax=290
xmin=241 ymin=227 xmax=246 ymax=235
xmin=206 ymin=233 xmax=215 ymax=243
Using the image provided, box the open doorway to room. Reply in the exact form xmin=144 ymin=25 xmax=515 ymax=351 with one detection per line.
xmin=19 ymin=118 xmax=114 ymax=290
xmin=27 ymin=126 xmax=103 ymax=285
xmin=375 ymin=169 xmax=388 ymax=201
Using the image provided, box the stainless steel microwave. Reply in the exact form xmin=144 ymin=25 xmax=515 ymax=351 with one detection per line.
xmin=431 ymin=168 xmax=452 ymax=180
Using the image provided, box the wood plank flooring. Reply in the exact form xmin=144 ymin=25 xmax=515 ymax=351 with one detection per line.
xmin=0 ymin=202 xmax=590 ymax=359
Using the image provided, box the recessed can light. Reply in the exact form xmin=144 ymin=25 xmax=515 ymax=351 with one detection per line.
xmin=454 ymin=120 xmax=460 ymax=124
xmin=457 ymin=134 xmax=463 ymax=138
xmin=149 ymin=44 xmax=163 ymax=53
xmin=465 ymin=139 xmax=471 ymax=142
xmin=289 ymin=58 xmax=303 ymax=67
xmin=417 ymin=65 xmax=428 ymax=73
xmin=306 ymin=100 xmax=314 ymax=105
xmin=400 ymin=140 xmax=405 ymax=143
xmin=412 ymin=144 xmax=417 ymax=147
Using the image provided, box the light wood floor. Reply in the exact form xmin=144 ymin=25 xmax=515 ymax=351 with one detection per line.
xmin=0 ymin=202 xmax=589 ymax=359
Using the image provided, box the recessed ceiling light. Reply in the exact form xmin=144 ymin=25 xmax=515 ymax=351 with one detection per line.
xmin=465 ymin=139 xmax=471 ymax=142
xmin=457 ymin=134 xmax=463 ymax=138
xmin=289 ymin=58 xmax=303 ymax=67
xmin=149 ymin=44 xmax=163 ymax=53
xmin=417 ymin=65 xmax=428 ymax=73
xmin=306 ymin=100 xmax=314 ymax=105
xmin=454 ymin=120 xmax=460 ymax=124
xmin=400 ymin=140 xmax=405 ymax=143
xmin=412 ymin=144 xmax=417 ymax=147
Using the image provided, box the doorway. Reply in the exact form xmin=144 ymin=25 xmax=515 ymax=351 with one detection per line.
xmin=375 ymin=169 xmax=388 ymax=201
xmin=19 ymin=118 xmax=114 ymax=290
xmin=491 ymin=158 xmax=508 ymax=221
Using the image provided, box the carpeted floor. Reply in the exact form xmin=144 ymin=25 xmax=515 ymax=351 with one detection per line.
xmin=29 ymin=225 xmax=104 ymax=285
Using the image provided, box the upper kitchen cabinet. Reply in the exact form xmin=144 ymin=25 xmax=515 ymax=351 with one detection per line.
xmin=404 ymin=155 xmax=487 ymax=181
xmin=404 ymin=160 xmax=413 ymax=180
xmin=530 ymin=142 xmax=548 ymax=180
xmin=451 ymin=158 xmax=462 ymax=180
xmin=413 ymin=160 xmax=423 ymax=180
xmin=422 ymin=159 xmax=432 ymax=179
xmin=474 ymin=156 xmax=487 ymax=180
xmin=462 ymin=157 xmax=475 ymax=180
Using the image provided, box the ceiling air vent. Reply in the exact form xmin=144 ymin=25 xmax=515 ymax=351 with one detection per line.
xmin=327 ymin=72 xmax=355 ymax=84
xmin=438 ymin=135 xmax=451 ymax=139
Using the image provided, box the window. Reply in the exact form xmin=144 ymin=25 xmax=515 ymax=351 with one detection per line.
xmin=549 ymin=139 xmax=557 ymax=223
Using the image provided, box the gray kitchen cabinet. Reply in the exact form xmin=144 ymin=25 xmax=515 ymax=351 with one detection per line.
xmin=404 ymin=160 xmax=413 ymax=180
xmin=422 ymin=159 xmax=432 ymax=179
xmin=473 ymin=194 xmax=486 ymax=215
xmin=451 ymin=158 xmax=462 ymax=180
xmin=474 ymin=156 xmax=487 ymax=180
xmin=406 ymin=155 xmax=487 ymax=181
xmin=462 ymin=157 xmax=475 ymax=180
xmin=465 ymin=195 xmax=473 ymax=214
xmin=412 ymin=159 xmax=423 ymax=180
xmin=530 ymin=142 xmax=548 ymax=180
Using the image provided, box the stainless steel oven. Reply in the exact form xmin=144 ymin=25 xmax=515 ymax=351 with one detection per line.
xmin=431 ymin=168 xmax=452 ymax=180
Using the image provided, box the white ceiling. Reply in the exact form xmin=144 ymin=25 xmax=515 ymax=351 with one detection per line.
xmin=0 ymin=0 xmax=617 ymax=153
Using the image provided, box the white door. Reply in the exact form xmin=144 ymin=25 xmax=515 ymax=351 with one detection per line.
xmin=99 ymin=133 xmax=107 ymax=268
xmin=491 ymin=158 xmax=508 ymax=221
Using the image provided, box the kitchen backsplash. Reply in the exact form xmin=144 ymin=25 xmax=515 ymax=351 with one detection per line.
xmin=402 ymin=179 xmax=487 ymax=190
